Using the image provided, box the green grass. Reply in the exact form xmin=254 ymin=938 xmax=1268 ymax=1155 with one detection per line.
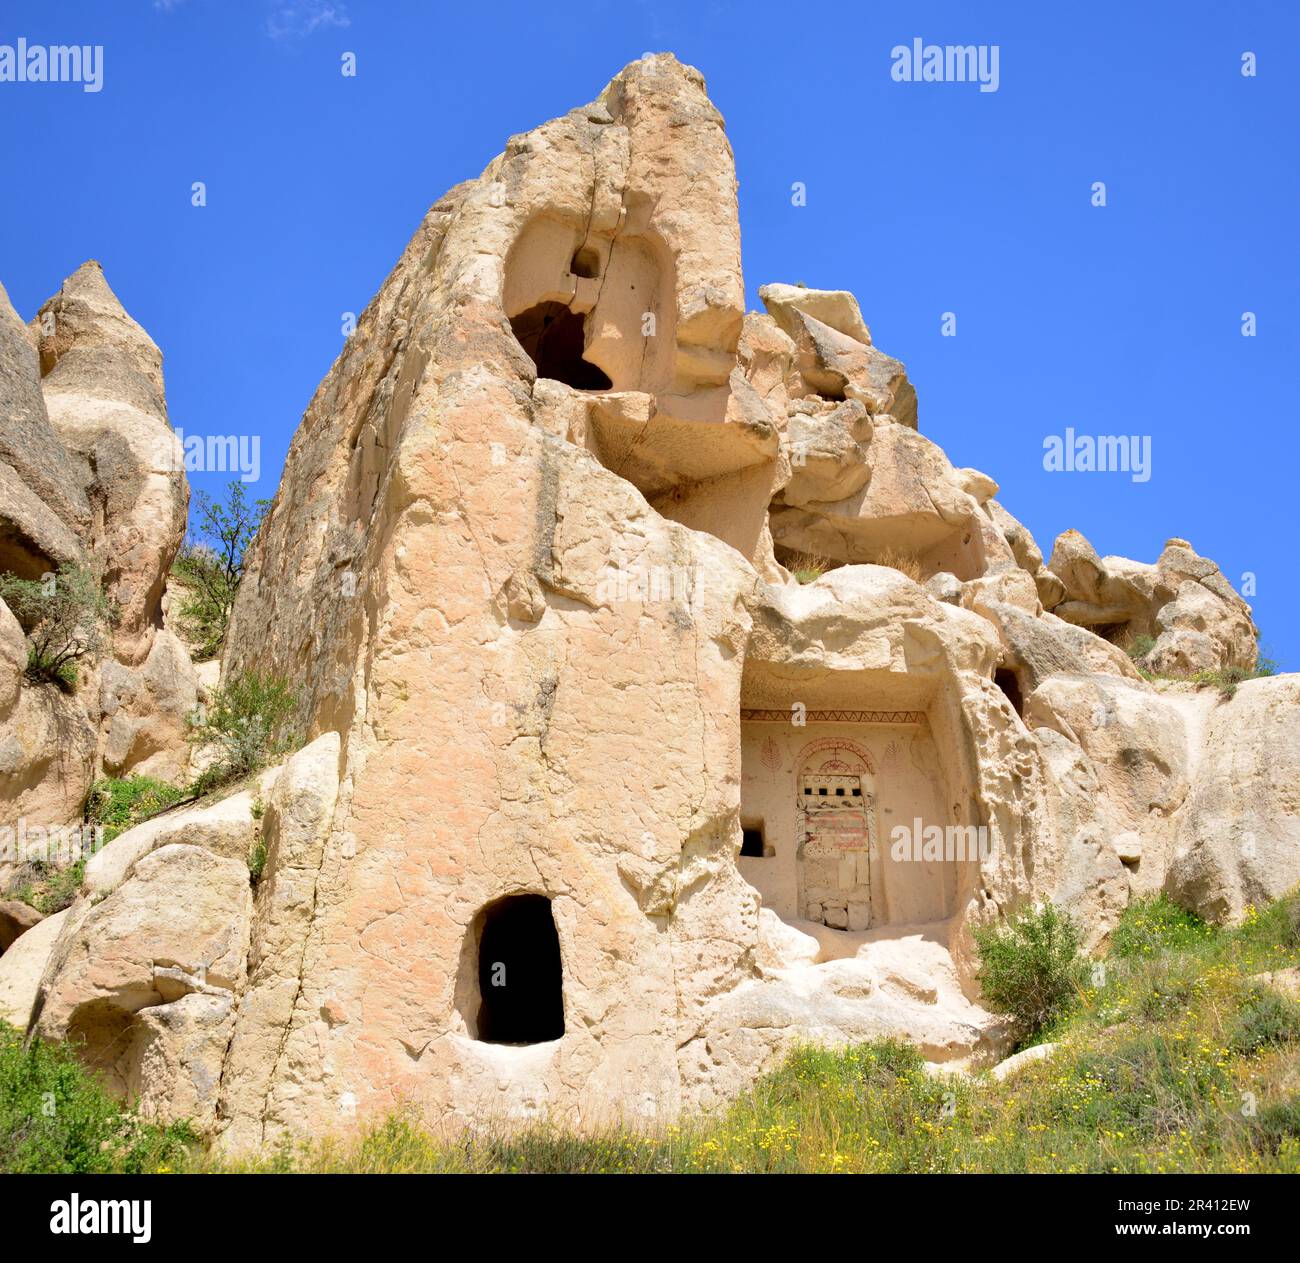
xmin=1109 ymin=894 xmax=1216 ymax=959
xmin=0 ymin=1023 xmax=194 ymax=1174
xmin=1137 ymin=651 xmax=1280 ymax=697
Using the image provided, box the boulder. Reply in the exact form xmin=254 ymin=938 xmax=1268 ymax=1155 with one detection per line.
xmin=34 ymin=843 xmax=252 ymax=1096
xmin=0 ymin=907 xmax=68 ymax=1028
xmin=1046 ymin=530 xmax=1257 ymax=673
xmin=0 ymin=899 xmax=43 ymax=952
xmin=0 ymin=281 xmax=91 ymax=569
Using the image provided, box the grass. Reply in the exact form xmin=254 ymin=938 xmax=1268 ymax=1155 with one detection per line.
xmin=1108 ymin=893 xmax=1216 ymax=959
xmin=873 ymin=546 xmax=924 ymax=583
xmin=11 ymin=890 xmax=1300 ymax=1174
xmin=2 ymin=775 xmax=188 ymax=916
xmin=782 ymin=550 xmax=833 ymax=584
xmin=1188 ymin=658 xmax=1279 ymax=699
xmin=1132 ymin=645 xmax=1279 ymax=697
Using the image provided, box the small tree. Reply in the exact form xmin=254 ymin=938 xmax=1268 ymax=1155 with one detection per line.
xmin=172 ymin=481 xmax=267 ymax=660
xmin=974 ymin=903 xmax=1084 ymax=1043
xmin=0 ymin=564 xmax=111 ymax=689
xmin=188 ymin=670 xmax=298 ymax=794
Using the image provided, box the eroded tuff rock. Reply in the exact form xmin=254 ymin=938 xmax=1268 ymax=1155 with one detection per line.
xmin=21 ymin=55 xmax=1295 ymax=1148
xmin=1045 ymin=530 xmax=1257 ymax=674
xmin=0 ymin=263 xmax=201 ymax=835
xmin=1167 ymin=676 xmax=1300 ymax=922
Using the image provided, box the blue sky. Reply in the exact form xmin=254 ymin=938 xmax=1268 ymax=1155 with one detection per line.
xmin=1 ymin=1 xmax=1296 ymax=666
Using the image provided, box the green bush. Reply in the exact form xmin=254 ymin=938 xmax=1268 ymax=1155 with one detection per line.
xmin=6 ymin=859 xmax=87 ymax=916
xmin=171 ymin=481 xmax=267 ymax=660
xmin=1109 ymin=894 xmax=1216 ymax=960
xmin=1250 ymin=1097 xmax=1300 ymax=1156
xmin=0 ymin=564 xmax=110 ymax=689
xmin=1191 ymin=654 xmax=1280 ymax=700
xmin=188 ymin=670 xmax=299 ymax=794
xmin=0 ymin=1023 xmax=193 ymax=1174
xmin=248 ymin=837 xmax=269 ymax=884
xmin=974 ymin=903 xmax=1084 ymax=1042
xmin=85 ymin=776 xmax=186 ymax=844
xmin=1229 ymin=988 xmax=1300 ymax=1057
xmin=1125 ymin=633 xmax=1156 ymax=662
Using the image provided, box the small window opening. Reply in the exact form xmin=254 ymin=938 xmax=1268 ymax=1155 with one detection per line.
xmin=570 ymin=247 xmax=600 ymax=279
xmin=741 ymin=827 xmax=766 ymax=858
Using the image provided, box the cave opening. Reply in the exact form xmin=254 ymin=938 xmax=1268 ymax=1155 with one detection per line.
xmin=509 ymin=301 xmax=612 ymax=391
xmin=474 ymin=894 xmax=565 ymax=1045
xmin=994 ymin=667 xmax=1024 ymax=717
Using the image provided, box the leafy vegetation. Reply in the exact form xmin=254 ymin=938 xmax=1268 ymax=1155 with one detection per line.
xmin=0 ymin=563 xmax=111 ymax=689
xmin=1190 ymin=656 xmax=1279 ymax=700
xmin=248 ymin=836 xmax=269 ymax=884
xmin=1124 ymin=632 xmax=1156 ymax=662
xmin=187 ymin=670 xmax=299 ymax=795
xmin=85 ymin=775 xmax=187 ymax=844
xmin=0 ymin=1023 xmax=193 ymax=1174
xmin=5 ymin=859 xmax=87 ymax=916
xmin=973 ymin=903 xmax=1085 ymax=1044
xmin=171 ymin=481 xmax=267 ymax=660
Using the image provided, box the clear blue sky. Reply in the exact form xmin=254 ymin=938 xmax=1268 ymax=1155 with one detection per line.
xmin=2 ymin=1 xmax=1295 ymax=667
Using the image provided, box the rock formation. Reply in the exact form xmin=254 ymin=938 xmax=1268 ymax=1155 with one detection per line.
xmin=0 ymin=263 xmax=202 ymax=868
xmin=3 ymin=55 xmax=1294 ymax=1150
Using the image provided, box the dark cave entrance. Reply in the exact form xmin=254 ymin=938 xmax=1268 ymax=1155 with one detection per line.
xmin=509 ymin=301 xmax=612 ymax=391
xmin=474 ymin=894 xmax=565 ymax=1045
xmin=994 ymin=667 xmax=1024 ymax=717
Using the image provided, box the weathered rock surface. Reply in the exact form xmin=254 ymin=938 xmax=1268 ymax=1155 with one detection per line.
xmin=0 ymin=282 xmax=91 ymax=576
xmin=0 ymin=908 xmax=68 ymax=1027
xmin=31 ymin=262 xmax=188 ymax=668
xmin=1045 ymin=531 xmax=1258 ymax=673
xmin=33 ymin=842 xmax=252 ymax=1112
xmin=0 ymin=898 xmax=43 ymax=952
xmin=0 ymin=262 xmax=202 ymax=831
xmin=1167 ymin=676 xmax=1300 ymax=922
